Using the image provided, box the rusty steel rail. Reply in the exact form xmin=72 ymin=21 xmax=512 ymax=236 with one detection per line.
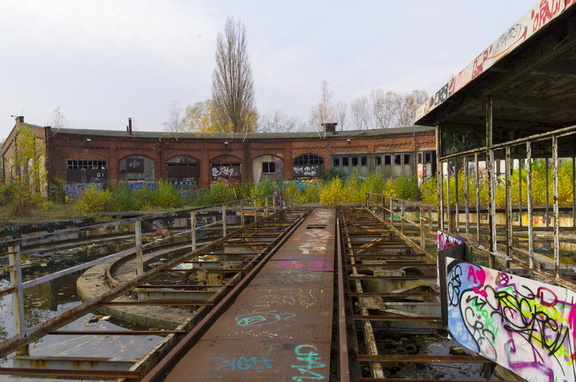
xmin=0 ymin=208 xmax=307 ymax=381
xmin=337 ymin=206 xmax=512 ymax=381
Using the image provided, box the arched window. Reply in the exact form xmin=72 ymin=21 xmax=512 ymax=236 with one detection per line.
xmin=210 ymin=155 xmax=242 ymax=184
xmin=253 ymin=154 xmax=283 ymax=182
xmin=167 ymin=156 xmax=199 ymax=185
xmin=119 ymin=155 xmax=155 ymax=181
xmin=293 ymin=154 xmax=324 ymax=179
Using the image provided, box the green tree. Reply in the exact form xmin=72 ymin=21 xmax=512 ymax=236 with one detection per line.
xmin=2 ymin=125 xmax=47 ymax=215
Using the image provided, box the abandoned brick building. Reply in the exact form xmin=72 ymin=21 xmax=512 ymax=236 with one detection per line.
xmin=2 ymin=116 xmax=436 ymax=197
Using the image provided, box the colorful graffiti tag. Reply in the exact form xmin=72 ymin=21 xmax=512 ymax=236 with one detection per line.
xmin=446 ymin=258 xmax=576 ymax=382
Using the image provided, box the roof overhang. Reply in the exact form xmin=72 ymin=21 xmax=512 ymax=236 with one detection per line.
xmin=415 ymin=1 xmax=576 ymax=132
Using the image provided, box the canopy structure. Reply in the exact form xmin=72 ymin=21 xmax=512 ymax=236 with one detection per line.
xmin=415 ymin=1 xmax=576 ymax=157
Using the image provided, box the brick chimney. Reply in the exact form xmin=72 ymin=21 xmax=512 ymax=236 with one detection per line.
xmin=15 ymin=116 xmax=24 ymax=124
xmin=322 ymin=122 xmax=337 ymax=133
xmin=127 ymin=117 xmax=133 ymax=135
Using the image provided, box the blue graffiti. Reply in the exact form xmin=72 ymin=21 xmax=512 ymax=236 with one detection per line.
xmin=235 ymin=312 xmax=296 ymax=327
xmin=212 ymin=356 xmax=273 ymax=371
xmin=291 ymin=345 xmax=326 ymax=381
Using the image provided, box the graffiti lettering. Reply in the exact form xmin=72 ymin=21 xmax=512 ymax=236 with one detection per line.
xmin=212 ymin=356 xmax=273 ymax=371
xmin=447 ymin=259 xmax=576 ymax=381
xmin=235 ymin=312 xmax=296 ymax=327
xmin=291 ymin=345 xmax=326 ymax=381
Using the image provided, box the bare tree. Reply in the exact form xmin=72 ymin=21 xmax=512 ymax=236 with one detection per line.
xmin=350 ymin=96 xmax=372 ymax=129
xmin=397 ymin=90 xmax=429 ymax=126
xmin=162 ymin=100 xmax=186 ymax=133
xmin=258 ymin=111 xmax=303 ymax=133
xmin=309 ymin=80 xmax=336 ymax=132
xmin=335 ymin=101 xmax=348 ymax=130
xmin=212 ymin=16 xmax=258 ymax=134
xmin=371 ymin=89 xmax=402 ymax=129
xmin=46 ymin=106 xmax=70 ymax=131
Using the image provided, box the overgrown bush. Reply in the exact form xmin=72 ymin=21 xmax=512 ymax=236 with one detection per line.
xmin=389 ymin=175 xmax=420 ymax=200
xmin=111 ymin=184 xmax=138 ymax=211
xmin=76 ymin=185 xmax=112 ymax=214
xmin=152 ymin=180 xmax=183 ymax=209
xmin=193 ymin=181 xmax=237 ymax=206
xmin=0 ymin=182 xmax=47 ymax=215
xmin=319 ymin=177 xmax=344 ymax=207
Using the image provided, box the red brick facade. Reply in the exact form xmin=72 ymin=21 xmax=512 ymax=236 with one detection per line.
xmin=2 ymin=117 xmax=436 ymax=194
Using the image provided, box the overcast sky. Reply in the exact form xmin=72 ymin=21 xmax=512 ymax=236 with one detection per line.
xmin=0 ymin=0 xmax=536 ymax=141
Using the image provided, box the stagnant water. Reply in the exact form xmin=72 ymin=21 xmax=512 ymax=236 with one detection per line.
xmin=0 ymin=240 xmax=164 ymax=382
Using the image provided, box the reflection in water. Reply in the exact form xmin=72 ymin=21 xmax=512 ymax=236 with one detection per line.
xmin=0 ymin=239 xmax=163 ymax=381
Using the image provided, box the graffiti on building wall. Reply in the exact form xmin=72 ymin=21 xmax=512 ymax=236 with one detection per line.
xmin=446 ymin=258 xmax=576 ymax=382
xmin=212 ymin=166 xmax=238 ymax=179
xmin=293 ymin=166 xmax=320 ymax=178
xmin=64 ymin=182 xmax=103 ymax=199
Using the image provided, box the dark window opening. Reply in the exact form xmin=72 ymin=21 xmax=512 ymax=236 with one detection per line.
xmin=394 ymin=155 xmax=402 ymax=165
xmin=375 ymin=156 xmax=382 ymax=165
xmin=333 ymin=158 xmax=340 ymax=167
xmin=404 ymin=154 xmax=411 ymax=164
xmin=361 ymin=156 xmax=367 ymax=166
xmin=67 ymin=160 xmax=107 ymax=170
xmin=293 ymin=154 xmax=324 ymax=166
xmin=384 ymin=155 xmax=391 ymax=165
xmin=343 ymin=157 xmax=349 ymax=166
xmin=352 ymin=156 xmax=358 ymax=166
xmin=262 ymin=162 xmax=276 ymax=173
xmin=425 ymin=152 xmax=432 ymax=163
xmin=168 ymin=163 xmax=199 ymax=177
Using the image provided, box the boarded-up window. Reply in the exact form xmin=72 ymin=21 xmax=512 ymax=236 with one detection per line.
xmin=127 ymin=158 xmax=144 ymax=173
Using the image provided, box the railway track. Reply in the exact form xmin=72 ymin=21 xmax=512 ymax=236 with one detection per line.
xmin=0 ymin=206 xmax=523 ymax=381
xmin=0 ymin=208 xmax=309 ymax=380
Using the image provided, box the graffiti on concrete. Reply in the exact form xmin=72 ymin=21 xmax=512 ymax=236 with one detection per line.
xmin=446 ymin=258 xmax=576 ymax=382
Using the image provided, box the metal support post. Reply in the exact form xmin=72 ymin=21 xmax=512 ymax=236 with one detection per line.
xmin=191 ymin=211 xmax=197 ymax=251
xmin=135 ymin=220 xmax=143 ymax=276
xmin=527 ymin=142 xmax=534 ymax=269
xmin=222 ymin=204 xmax=227 ymax=237
xmin=474 ymin=153 xmax=481 ymax=241
xmin=552 ymin=137 xmax=560 ymax=277
xmin=9 ymin=245 xmax=26 ymax=337
xmin=505 ymin=146 xmax=513 ymax=262
xmin=240 ymin=202 xmax=245 ymax=227
xmin=464 ymin=156 xmax=470 ymax=238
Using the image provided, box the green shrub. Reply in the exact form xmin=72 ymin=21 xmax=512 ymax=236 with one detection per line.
xmin=76 ymin=184 xmax=112 ymax=213
xmin=1 ymin=182 xmax=47 ymax=215
xmin=319 ymin=177 xmax=344 ymax=207
xmin=111 ymin=184 xmax=138 ymax=211
xmin=152 ymin=180 xmax=183 ymax=209
xmin=390 ymin=175 xmax=420 ymax=200
xmin=134 ymin=185 xmax=154 ymax=210
xmin=420 ymin=177 xmax=437 ymax=205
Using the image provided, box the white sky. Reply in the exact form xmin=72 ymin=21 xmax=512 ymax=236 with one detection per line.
xmin=0 ymin=0 xmax=536 ymax=141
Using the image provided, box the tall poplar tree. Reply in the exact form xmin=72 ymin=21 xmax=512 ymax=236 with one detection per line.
xmin=211 ymin=16 xmax=258 ymax=133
